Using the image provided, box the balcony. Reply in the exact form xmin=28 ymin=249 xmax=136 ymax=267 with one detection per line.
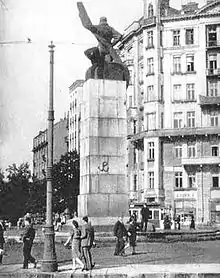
xmin=182 ymin=156 xmax=220 ymax=166
xmin=206 ymin=68 xmax=220 ymax=77
xmin=142 ymin=16 xmax=156 ymax=27
xmin=144 ymin=189 xmax=157 ymax=198
xmin=199 ymin=95 xmax=220 ymax=106
xmin=207 ymin=40 xmax=220 ymax=49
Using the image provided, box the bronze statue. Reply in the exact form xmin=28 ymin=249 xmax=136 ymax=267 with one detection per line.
xmin=77 ymin=2 xmax=129 ymax=87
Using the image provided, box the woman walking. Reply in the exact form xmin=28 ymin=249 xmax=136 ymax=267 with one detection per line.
xmin=125 ymin=217 xmax=137 ymax=255
xmin=64 ymin=220 xmax=84 ymax=271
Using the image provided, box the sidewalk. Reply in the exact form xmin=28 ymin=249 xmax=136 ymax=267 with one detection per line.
xmin=1 ymin=263 xmax=220 ymax=277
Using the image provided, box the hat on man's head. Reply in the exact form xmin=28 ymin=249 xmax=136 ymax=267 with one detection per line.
xmin=82 ymin=216 xmax=88 ymax=223
xmin=99 ymin=16 xmax=107 ymax=24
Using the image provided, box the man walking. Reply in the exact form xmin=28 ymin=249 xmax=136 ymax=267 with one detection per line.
xmin=141 ymin=203 xmax=150 ymax=232
xmin=113 ymin=216 xmax=127 ymax=256
xmin=22 ymin=217 xmax=37 ymax=269
xmin=81 ymin=216 xmax=95 ymax=271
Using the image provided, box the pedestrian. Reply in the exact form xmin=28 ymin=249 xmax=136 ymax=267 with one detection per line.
xmin=125 ymin=217 xmax=137 ymax=255
xmin=0 ymin=220 xmax=5 ymax=264
xmin=190 ymin=215 xmax=195 ymax=230
xmin=113 ymin=216 xmax=127 ymax=256
xmin=80 ymin=216 xmax=95 ymax=271
xmin=64 ymin=220 xmax=84 ymax=271
xmin=140 ymin=203 xmax=150 ymax=232
xmin=22 ymin=217 xmax=37 ymax=269
xmin=175 ymin=215 xmax=181 ymax=230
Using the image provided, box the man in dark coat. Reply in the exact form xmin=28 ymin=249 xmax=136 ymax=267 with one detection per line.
xmin=0 ymin=221 xmax=5 ymax=264
xmin=22 ymin=217 xmax=37 ymax=269
xmin=141 ymin=203 xmax=150 ymax=232
xmin=80 ymin=216 xmax=95 ymax=271
xmin=113 ymin=216 xmax=127 ymax=256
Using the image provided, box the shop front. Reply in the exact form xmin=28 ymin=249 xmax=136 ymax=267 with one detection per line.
xmin=174 ymin=190 xmax=197 ymax=227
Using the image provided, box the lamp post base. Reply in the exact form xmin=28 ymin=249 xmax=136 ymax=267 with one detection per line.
xmin=41 ymin=224 xmax=58 ymax=272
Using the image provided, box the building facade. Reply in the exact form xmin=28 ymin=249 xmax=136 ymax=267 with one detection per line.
xmin=68 ymin=80 xmax=84 ymax=153
xmin=119 ymin=0 xmax=220 ymax=224
xmin=33 ymin=117 xmax=68 ymax=180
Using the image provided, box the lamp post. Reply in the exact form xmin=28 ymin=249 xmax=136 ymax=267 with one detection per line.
xmin=41 ymin=41 xmax=58 ymax=272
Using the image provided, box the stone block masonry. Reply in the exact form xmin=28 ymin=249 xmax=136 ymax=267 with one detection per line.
xmin=78 ymin=79 xmax=129 ymax=226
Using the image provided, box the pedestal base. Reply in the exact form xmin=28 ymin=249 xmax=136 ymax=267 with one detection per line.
xmin=41 ymin=225 xmax=58 ymax=272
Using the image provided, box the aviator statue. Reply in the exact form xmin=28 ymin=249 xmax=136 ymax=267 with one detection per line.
xmin=77 ymin=2 xmax=129 ymax=87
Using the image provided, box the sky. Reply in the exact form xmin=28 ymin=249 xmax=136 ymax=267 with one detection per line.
xmin=0 ymin=0 xmax=206 ymax=172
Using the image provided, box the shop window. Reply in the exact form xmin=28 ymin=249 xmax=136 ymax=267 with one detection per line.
xmin=212 ymin=176 xmax=219 ymax=188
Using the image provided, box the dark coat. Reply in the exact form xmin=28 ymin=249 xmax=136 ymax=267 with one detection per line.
xmin=113 ymin=221 xmax=127 ymax=239
xmin=141 ymin=207 xmax=150 ymax=220
xmin=127 ymin=222 xmax=137 ymax=246
xmin=22 ymin=225 xmax=35 ymax=244
xmin=0 ymin=223 xmax=5 ymax=246
xmin=81 ymin=222 xmax=94 ymax=248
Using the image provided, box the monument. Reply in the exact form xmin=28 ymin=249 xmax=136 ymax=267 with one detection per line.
xmin=77 ymin=2 xmax=129 ymax=226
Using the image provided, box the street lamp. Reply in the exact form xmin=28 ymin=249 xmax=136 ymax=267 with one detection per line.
xmin=41 ymin=41 xmax=58 ymax=272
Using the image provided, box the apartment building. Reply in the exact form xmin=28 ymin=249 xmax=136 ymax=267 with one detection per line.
xmin=33 ymin=117 xmax=68 ymax=180
xmin=119 ymin=0 xmax=220 ymax=224
xmin=68 ymin=80 xmax=84 ymax=153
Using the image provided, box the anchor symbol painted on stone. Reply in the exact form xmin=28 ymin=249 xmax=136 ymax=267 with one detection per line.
xmin=98 ymin=158 xmax=109 ymax=173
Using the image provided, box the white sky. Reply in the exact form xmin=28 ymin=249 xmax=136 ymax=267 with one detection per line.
xmin=0 ymin=0 xmax=205 ymax=171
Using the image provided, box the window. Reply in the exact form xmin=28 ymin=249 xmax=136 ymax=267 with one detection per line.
xmin=161 ymin=112 xmax=164 ymax=129
xmin=188 ymin=144 xmax=196 ymax=158
xmin=210 ymin=112 xmax=218 ymax=127
xmin=207 ymin=26 xmax=217 ymax=47
xmin=212 ymin=175 xmax=219 ymax=188
xmin=173 ymin=56 xmax=181 ymax=73
xmin=173 ymin=112 xmax=183 ymax=128
xmin=208 ymin=54 xmax=217 ymax=73
xmin=149 ymin=172 xmax=154 ymax=189
xmin=134 ymin=174 xmax=137 ymax=192
xmin=133 ymin=120 xmax=137 ymax=134
xmin=187 ymin=111 xmax=195 ymax=128
xmin=186 ymin=55 xmax=194 ymax=72
xmin=212 ymin=146 xmax=219 ymax=157
xmin=147 ymin=58 xmax=154 ymax=74
xmin=129 ymin=95 xmax=132 ymax=107
xmin=173 ymin=84 xmax=182 ymax=101
xmin=186 ymin=83 xmax=195 ymax=100
xmin=186 ymin=29 xmax=194 ymax=45
xmin=146 ymin=113 xmax=156 ymax=130
xmin=148 ymin=142 xmax=155 ymax=160
xmin=138 ymin=40 xmax=143 ymax=58
xmin=147 ymin=31 xmax=153 ymax=48
xmin=147 ymin=85 xmax=155 ymax=101
xmin=160 ymin=57 xmax=163 ymax=73
xmin=188 ymin=174 xmax=196 ymax=188
xmin=161 ymin=85 xmax=164 ymax=101
xmin=174 ymin=145 xmax=182 ymax=158
xmin=148 ymin=4 xmax=154 ymax=17
xmin=134 ymin=149 xmax=137 ymax=164
xmin=208 ymin=81 xmax=218 ymax=97
xmin=175 ymin=172 xmax=183 ymax=188
xmin=173 ymin=30 xmax=180 ymax=46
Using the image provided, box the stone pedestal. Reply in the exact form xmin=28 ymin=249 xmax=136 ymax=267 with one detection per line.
xmin=78 ymin=79 xmax=128 ymax=226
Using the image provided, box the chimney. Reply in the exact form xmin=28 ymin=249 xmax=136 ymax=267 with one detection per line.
xmin=181 ymin=2 xmax=199 ymax=14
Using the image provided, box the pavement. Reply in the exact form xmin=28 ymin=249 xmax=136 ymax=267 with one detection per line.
xmin=1 ymin=263 xmax=220 ymax=278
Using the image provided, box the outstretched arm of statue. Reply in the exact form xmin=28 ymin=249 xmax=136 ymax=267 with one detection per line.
xmin=77 ymin=2 xmax=93 ymax=30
